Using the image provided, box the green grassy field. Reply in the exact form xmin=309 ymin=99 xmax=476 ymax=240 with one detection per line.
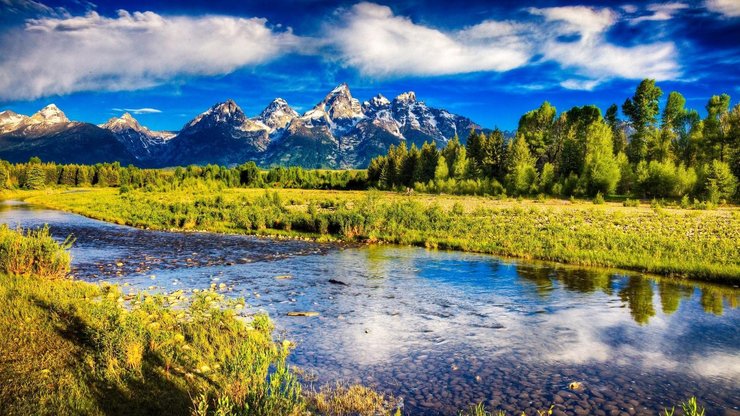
xmin=5 ymin=187 xmax=739 ymax=282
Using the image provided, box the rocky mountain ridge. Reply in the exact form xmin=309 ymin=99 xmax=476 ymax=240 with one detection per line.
xmin=0 ymin=84 xmax=482 ymax=168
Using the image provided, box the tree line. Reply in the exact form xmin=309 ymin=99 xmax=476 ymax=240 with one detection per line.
xmin=368 ymin=79 xmax=739 ymax=202
xmin=0 ymin=158 xmax=367 ymax=191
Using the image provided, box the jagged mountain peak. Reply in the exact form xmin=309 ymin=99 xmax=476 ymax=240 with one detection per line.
xmin=309 ymin=83 xmax=363 ymax=121
xmin=0 ymin=110 xmax=29 ymax=133
xmin=185 ymin=99 xmax=247 ymax=130
xmin=257 ymin=98 xmax=298 ymax=131
xmin=212 ymin=99 xmax=242 ymax=115
xmin=364 ymin=94 xmax=391 ymax=111
xmin=394 ymin=91 xmax=417 ymax=104
xmin=30 ymin=103 xmax=69 ymax=124
xmin=103 ymin=112 xmax=146 ymax=132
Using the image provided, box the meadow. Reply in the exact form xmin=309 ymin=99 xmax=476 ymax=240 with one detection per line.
xmin=7 ymin=185 xmax=740 ymax=282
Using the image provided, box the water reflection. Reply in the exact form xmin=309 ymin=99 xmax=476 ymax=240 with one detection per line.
xmin=516 ymin=263 xmax=739 ymax=324
xmin=1 ymin=201 xmax=739 ymax=415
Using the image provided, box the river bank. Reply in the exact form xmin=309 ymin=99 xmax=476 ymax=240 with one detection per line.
xmin=5 ymin=187 xmax=739 ymax=282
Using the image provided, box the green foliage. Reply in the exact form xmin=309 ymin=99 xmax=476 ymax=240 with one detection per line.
xmin=434 ymin=156 xmax=449 ymax=180
xmin=26 ymin=188 xmax=740 ymax=281
xmin=505 ymin=135 xmax=538 ymax=195
xmin=517 ymin=101 xmax=556 ymax=162
xmin=623 ymin=79 xmax=663 ymax=162
xmin=24 ymin=164 xmax=46 ymax=189
xmin=592 ymin=192 xmax=605 ymax=204
xmin=704 ymin=159 xmax=738 ymax=203
xmin=623 ymin=198 xmax=639 ymax=207
xmin=0 ymin=225 xmax=72 ymax=279
xmin=663 ymin=397 xmax=705 ymax=416
xmin=583 ymin=121 xmax=621 ymax=196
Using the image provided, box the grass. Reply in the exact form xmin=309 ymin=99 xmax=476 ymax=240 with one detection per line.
xmin=0 ymin=224 xmax=72 ymax=278
xmin=0 ymin=225 xmax=306 ymax=415
xmin=8 ymin=187 xmax=739 ymax=282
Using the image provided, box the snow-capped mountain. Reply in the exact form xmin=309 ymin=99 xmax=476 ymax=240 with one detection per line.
xmin=254 ymin=98 xmax=298 ymax=133
xmin=0 ymin=110 xmax=29 ymax=134
xmin=164 ymin=100 xmax=271 ymax=166
xmin=0 ymin=85 xmax=482 ymax=168
xmin=0 ymin=104 xmax=137 ymax=165
xmin=0 ymin=104 xmax=73 ymax=137
xmin=101 ymin=113 xmax=174 ymax=160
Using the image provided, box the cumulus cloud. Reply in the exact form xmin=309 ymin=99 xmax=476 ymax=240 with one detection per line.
xmin=0 ymin=10 xmax=301 ymax=100
xmin=112 ymin=107 xmax=162 ymax=114
xmin=326 ymin=3 xmax=680 ymax=89
xmin=326 ymin=2 xmax=532 ymax=77
xmin=706 ymin=0 xmax=740 ymax=17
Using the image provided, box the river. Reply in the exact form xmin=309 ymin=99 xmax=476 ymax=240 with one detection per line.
xmin=1 ymin=200 xmax=738 ymax=415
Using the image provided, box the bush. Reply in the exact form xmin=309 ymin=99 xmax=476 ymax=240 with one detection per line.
xmin=0 ymin=225 xmax=72 ymax=279
xmin=593 ymin=192 xmax=605 ymax=204
xmin=623 ymin=198 xmax=639 ymax=207
xmin=704 ymin=160 xmax=737 ymax=203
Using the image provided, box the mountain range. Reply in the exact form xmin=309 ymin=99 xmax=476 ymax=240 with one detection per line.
xmin=0 ymin=84 xmax=482 ymax=168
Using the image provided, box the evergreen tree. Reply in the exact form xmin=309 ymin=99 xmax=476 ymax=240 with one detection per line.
xmin=487 ymin=129 xmax=508 ymax=181
xmin=505 ymin=135 xmax=537 ymax=195
xmin=419 ymin=142 xmax=439 ymax=183
xmin=704 ymin=94 xmax=731 ymax=162
xmin=0 ymin=164 xmax=10 ymax=189
xmin=623 ymin=79 xmax=663 ymax=162
xmin=401 ymin=144 xmax=421 ymax=187
xmin=605 ymin=104 xmax=626 ymax=155
xmin=24 ymin=164 xmax=46 ymax=189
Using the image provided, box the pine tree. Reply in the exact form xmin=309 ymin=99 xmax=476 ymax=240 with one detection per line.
xmin=505 ymin=135 xmax=537 ymax=195
xmin=24 ymin=164 xmax=46 ymax=190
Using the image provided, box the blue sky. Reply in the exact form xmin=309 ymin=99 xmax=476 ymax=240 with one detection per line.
xmin=0 ymin=0 xmax=738 ymax=131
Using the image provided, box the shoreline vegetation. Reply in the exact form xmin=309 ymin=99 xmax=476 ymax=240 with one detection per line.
xmin=3 ymin=186 xmax=739 ymax=283
xmin=0 ymin=218 xmax=712 ymax=416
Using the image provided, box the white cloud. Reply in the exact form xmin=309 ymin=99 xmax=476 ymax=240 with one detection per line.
xmin=560 ymin=79 xmax=603 ymax=91
xmin=528 ymin=6 xmax=616 ymax=37
xmin=529 ymin=6 xmax=679 ymax=86
xmin=629 ymin=2 xmax=689 ymax=24
xmin=327 ymin=3 xmax=680 ymax=89
xmin=706 ymin=0 xmax=740 ymax=17
xmin=112 ymin=107 xmax=162 ymax=114
xmin=0 ymin=10 xmax=301 ymax=100
xmin=326 ymin=2 xmax=532 ymax=77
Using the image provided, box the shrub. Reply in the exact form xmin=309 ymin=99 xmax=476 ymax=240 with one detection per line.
xmin=0 ymin=225 xmax=72 ymax=279
xmin=623 ymin=198 xmax=639 ymax=207
xmin=593 ymin=192 xmax=605 ymax=204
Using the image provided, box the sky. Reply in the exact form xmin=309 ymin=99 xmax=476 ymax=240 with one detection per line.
xmin=0 ymin=0 xmax=739 ymax=131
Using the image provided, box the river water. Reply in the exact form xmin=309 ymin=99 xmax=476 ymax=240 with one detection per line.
xmin=1 ymin=201 xmax=738 ymax=415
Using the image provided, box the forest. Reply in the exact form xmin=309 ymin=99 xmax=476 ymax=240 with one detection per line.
xmin=368 ymin=79 xmax=739 ymax=203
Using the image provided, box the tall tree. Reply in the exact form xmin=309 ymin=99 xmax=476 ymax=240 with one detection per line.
xmin=505 ymin=135 xmax=537 ymax=195
xmin=605 ymin=104 xmax=626 ymax=155
xmin=622 ymin=79 xmax=663 ymax=162
xmin=704 ymin=94 xmax=731 ymax=162
xmin=517 ymin=101 xmax=556 ymax=165
xmin=419 ymin=142 xmax=439 ymax=183
xmin=583 ymin=121 xmax=621 ymax=195
xmin=442 ymin=135 xmax=467 ymax=179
